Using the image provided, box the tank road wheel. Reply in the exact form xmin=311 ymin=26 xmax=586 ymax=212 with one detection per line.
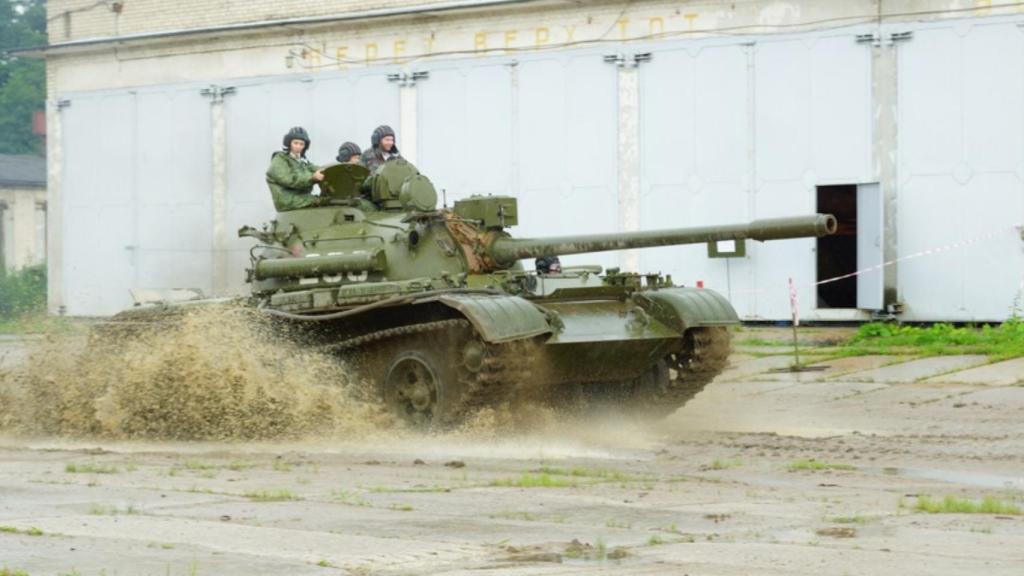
xmin=384 ymin=349 xmax=462 ymax=428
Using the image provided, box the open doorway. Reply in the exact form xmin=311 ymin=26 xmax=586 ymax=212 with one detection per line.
xmin=816 ymin=185 xmax=857 ymax=308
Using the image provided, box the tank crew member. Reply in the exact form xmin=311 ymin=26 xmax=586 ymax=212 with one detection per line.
xmin=266 ymin=126 xmax=324 ymax=211
xmin=336 ymin=141 xmax=363 ymax=164
xmin=360 ymin=124 xmax=402 ymax=171
xmin=535 ymin=256 xmax=562 ymax=275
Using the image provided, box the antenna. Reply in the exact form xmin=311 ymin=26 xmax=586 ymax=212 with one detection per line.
xmin=442 ymin=188 xmax=447 ymax=209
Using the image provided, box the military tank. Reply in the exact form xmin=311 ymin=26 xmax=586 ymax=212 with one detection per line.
xmin=118 ymin=159 xmax=836 ymax=427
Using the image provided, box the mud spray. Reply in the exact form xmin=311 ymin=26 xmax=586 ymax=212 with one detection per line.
xmin=0 ymin=306 xmax=662 ymax=455
xmin=0 ymin=306 xmax=395 ymax=440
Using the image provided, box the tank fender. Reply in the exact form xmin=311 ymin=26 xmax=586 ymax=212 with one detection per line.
xmin=435 ymin=293 xmax=552 ymax=344
xmin=636 ymin=287 xmax=740 ymax=333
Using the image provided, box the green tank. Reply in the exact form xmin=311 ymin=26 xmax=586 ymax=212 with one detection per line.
xmin=121 ymin=160 xmax=837 ymax=427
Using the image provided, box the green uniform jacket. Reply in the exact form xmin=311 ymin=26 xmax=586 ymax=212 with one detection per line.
xmin=266 ymin=151 xmax=320 ymax=211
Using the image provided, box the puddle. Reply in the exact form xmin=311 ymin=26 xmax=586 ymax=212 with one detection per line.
xmin=875 ymin=466 xmax=1024 ymax=490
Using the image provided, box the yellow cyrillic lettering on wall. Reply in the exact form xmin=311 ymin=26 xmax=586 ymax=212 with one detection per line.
xmin=504 ymin=30 xmax=517 ymax=49
xmin=335 ymin=46 xmax=348 ymax=69
xmin=393 ymin=40 xmax=406 ymax=63
xmin=535 ymin=26 xmax=550 ymax=46
xmin=474 ymin=32 xmax=488 ymax=52
xmin=564 ymin=25 xmax=576 ymax=42
xmin=365 ymin=43 xmax=378 ymax=63
xmin=425 ymin=35 xmax=435 ymax=54
xmin=617 ymin=18 xmax=629 ymax=39
xmin=648 ymin=16 xmax=664 ymax=36
xmin=684 ymin=13 xmax=699 ymax=29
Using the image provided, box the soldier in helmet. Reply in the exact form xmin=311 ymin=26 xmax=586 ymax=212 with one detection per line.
xmin=360 ymin=125 xmax=402 ymax=172
xmin=336 ymin=141 xmax=363 ymax=164
xmin=266 ymin=126 xmax=324 ymax=211
xmin=535 ymin=256 xmax=562 ymax=275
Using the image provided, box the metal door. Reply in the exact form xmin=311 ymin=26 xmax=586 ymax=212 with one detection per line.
xmin=856 ymin=182 xmax=883 ymax=310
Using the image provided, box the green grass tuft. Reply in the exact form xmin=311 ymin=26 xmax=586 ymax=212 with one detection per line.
xmin=846 ymin=320 xmax=1024 ymax=359
xmin=244 ymin=489 xmax=301 ymax=502
xmin=787 ymin=459 xmax=856 ymax=472
xmin=490 ymin=473 xmax=577 ymax=488
xmin=706 ymin=458 xmax=743 ymax=470
xmin=914 ymin=495 xmax=1022 ymax=515
xmin=65 ymin=463 xmax=119 ymax=474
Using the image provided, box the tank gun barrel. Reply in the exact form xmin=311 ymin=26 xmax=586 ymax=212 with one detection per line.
xmin=488 ymin=214 xmax=837 ymax=267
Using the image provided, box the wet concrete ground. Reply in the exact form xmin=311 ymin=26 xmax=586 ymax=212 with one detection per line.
xmin=1 ymin=330 xmax=1023 ymax=575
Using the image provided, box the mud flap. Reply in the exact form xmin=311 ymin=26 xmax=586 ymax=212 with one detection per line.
xmin=436 ymin=293 xmax=552 ymax=344
xmin=637 ymin=287 xmax=740 ymax=333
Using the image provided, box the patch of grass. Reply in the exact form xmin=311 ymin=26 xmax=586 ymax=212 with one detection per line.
xmin=316 ymin=559 xmax=333 ymax=567
xmin=88 ymin=504 xmax=138 ymax=516
xmin=830 ymin=515 xmax=869 ymax=524
xmin=605 ymin=518 xmax=632 ymax=529
xmin=846 ymin=320 xmax=1024 ymax=359
xmin=387 ymin=503 xmax=414 ymax=512
xmin=533 ymin=466 xmax=635 ymax=482
xmin=227 ymin=460 xmax=255 ymax=471
xmin=647 ymin=535 xmax=666 ymax=546
xmin=490 ymin=473 xmax=577 ymax=488
xmin=914 ymin=495 xmax=1022 ymax=515
xmin=331 ymin=489 xmax=370 ymax=507
xmin=0 ymin=526 xmax=43 ymax=536
xmin=1 ymin=568 xmax=31 ymax=576
xmin=787 ymin=459 xmax=856 ymax=472
xmin=706 ymin=458 xmax=743 ymax=471
xmin=491 ymin=511 xmax=539 ymax=522
xmin=272 ymin=461 xmax=293 ymax=473
xmin=244 ymin=489 xmax=301 ymax=502
xmin=65 ymin=463 xmax=119 ymax=474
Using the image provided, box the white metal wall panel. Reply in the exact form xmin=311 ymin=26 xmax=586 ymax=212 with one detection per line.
xmin=416 ymin=62 xmax=513 ymax=204
xmin=61 ymin=93 xmax=136 ymax=315
xmin=897 ymin=21 xmax=1024 ymax=321
xmin=134 ymin=89 xmax=212 ymax=294
xmin=638 ymin=43 xmax=753 ymax=313
xmin=752 ymin=34 xmax=872 ymax=320
xmin=516 ymin=53 xmax=618 ymax=271
xmin=61 ymin=88 xmax=213 ymax=315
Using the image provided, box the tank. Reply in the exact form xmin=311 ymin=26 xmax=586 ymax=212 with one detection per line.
xmin=119 ymin=159 xmax=837 ymax=427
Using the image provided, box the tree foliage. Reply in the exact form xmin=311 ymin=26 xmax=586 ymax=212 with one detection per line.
xmin=0 ymin=0 xmax=46 ymax=155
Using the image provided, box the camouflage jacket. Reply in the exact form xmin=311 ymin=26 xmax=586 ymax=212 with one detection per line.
xmin=360 ymin=147 xmax=401 ymax=173
xmin=266 ymin=151 xmax=320 ymax=211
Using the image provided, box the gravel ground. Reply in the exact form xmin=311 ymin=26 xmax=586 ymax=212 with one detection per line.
xmin=1 ymin=330 xmax=1022 ymax=575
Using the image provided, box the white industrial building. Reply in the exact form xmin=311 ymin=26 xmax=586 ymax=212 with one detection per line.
xmin=35 ymin=0 xmax=1024 ymax=320
xmin=0 ymin=154 xmax=47 ymax=273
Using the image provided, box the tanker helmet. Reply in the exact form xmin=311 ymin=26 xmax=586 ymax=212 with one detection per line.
xmin=371 ymin=125 xmax=397 ymax=150
xmin=336 ymin=141 xmax=362 ymax=162
xmin=282 ymin=126 xmax=311 ymax=156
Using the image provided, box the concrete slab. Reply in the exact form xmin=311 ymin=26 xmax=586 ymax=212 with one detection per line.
xmin=843 ymin=355 xmax=990 ymax=383
xmin=717 ymin=356 xmax=800 ymax=382
xmin=757 ymin=355 xmax=905 ymax=382
xmin=922 ymin=358 xmax=1024 ymax=386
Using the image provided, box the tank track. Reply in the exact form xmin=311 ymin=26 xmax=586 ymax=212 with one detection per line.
xmin=331 ymin=319 xmax=534 ymax=423
xmin=660 ymin=326 xmax=732 ymax=411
